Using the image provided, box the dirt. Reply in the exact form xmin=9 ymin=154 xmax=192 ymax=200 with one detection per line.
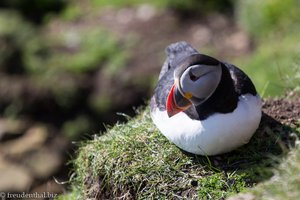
xmin=262 ymin=96 xmax=300 ymax=150
xmin=262 ymin=96 xmax=300 ymax=125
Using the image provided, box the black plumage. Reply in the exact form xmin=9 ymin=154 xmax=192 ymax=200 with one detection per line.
xmin=151 ymin=41 xmax=257 ymax=120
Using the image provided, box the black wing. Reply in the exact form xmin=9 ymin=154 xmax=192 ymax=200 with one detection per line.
xmin=223 ymin=62 xmax=257 ymax=96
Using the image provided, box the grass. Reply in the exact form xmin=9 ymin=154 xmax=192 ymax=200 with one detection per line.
xmin=60 ymin=106 xmax=300 ymax=199
xmin=235 ymin=32 xmax=300 ymax=97
xmin=234 ymin=0 xmax=300 ymax=97
xmin=237 ymin=0 xmax=299 ymax=39
xmin=253 ymin=140 xmax=300 ymax=199
xmin=229 ymin=129 xmax=300 ymax=199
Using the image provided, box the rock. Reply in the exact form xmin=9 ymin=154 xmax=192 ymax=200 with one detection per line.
xmin=0 ymin=125 xmax=48 ymax=157
xmin=192 ymin=25 xmax=212 ymax=46
xmin=208 ymin=14 xmax=229 ymax=30
xmin=23 ymin=148 xmax=63 ymax=179
xmin=0 ymin=156 xmax=33 ymax=192
xmin=0 ymin=118 xmax=28 ymax=140
xmin=136 ymin=4 xmax=156 ymax=21
xmin=116 ymin=8 xmax=134 ymax=24
xmin=224 ymin=31 xmax=251 ymax=55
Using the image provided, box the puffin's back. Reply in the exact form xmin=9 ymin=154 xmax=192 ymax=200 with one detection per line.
xmin=158 ymin=41 xmax=199 ymax=80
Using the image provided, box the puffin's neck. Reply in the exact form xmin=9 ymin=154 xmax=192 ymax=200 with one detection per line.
xmin=193 ymin=63 xmax=238 ymax=120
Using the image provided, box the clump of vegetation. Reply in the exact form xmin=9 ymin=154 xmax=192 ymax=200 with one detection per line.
xmin=63 ymin=103 xmax=299 ymax=199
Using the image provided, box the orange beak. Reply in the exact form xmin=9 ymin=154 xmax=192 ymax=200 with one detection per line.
xmin=166 ymin=84 xmax=192 ymax=117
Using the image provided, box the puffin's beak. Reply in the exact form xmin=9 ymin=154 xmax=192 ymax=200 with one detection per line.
xmin=166 ymin=83 xmax=192 ymax=117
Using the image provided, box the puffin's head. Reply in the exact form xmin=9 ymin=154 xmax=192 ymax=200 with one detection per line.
xmin=167 ymin=54 xmax=222 ymax=117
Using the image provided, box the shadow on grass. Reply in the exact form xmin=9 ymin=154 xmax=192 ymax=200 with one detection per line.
xmin=183 ymin=112 xmax=297 ymax=184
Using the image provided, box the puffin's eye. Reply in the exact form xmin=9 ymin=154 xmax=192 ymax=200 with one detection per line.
xmin=189 ymin=70 xmax=198 ymax=81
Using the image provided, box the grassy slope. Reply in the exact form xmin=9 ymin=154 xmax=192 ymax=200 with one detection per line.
xmin=59 ymin=105 xmax=300 ymax=199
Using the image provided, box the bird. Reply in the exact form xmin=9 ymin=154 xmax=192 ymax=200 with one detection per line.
xmin=150 ymin=41 xmax=262 ymax=156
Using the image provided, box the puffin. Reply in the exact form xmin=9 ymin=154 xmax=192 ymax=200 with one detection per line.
xmin=150 ymin=41 xmax=262 ymax=156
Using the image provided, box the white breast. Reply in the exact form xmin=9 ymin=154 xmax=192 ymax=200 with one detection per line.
xmin=151 ymin=94 xmax=262 ymax=155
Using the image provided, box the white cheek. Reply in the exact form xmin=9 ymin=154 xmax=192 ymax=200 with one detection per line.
xmin=180 ymin=74 xmax=219 ymax=99
xmin=180 ymin=77 xmax=198 ymax=93
xmin=179 ymin=65 xmax=221 ymax=98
